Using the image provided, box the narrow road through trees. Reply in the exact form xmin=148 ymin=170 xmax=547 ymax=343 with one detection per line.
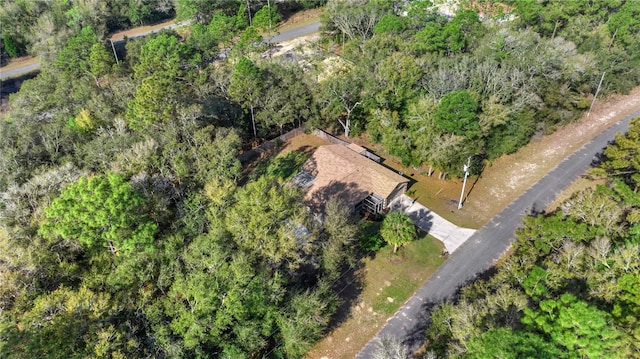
xmin=356 ymin=107 xmax=640 ymax=357
xmin=0 ymin=21 xmax=190 ymax=80
xmin=0 ymin=21 xmax=322 ymax=80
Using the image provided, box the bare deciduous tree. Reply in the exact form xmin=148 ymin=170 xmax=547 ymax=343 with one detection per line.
xmin=372 ymin=335 xmax=410 ymax=359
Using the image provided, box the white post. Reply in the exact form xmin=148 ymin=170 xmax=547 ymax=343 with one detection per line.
xmin=268 ymin=0 xmax=272 ymax=42
xmin=458 ymin=156 xmax=471 ymax=210
xmin=110 ymin=39 xmax=119 ymax=65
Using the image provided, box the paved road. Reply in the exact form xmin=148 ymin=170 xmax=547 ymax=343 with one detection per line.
xmin=0 ymin=21 xmax=190 ymax=80
xmin=0 ymin=21 xmax=191 ymax=80
xmin=110 ymin=20 xmax=190 ymax=44
xmin=0 ymin=62 xmax=40 ymax=80
xmin=268 ymin=21 xmax=321 ymax=43
xmin=357 ymin=107 xmax=640 ymax=357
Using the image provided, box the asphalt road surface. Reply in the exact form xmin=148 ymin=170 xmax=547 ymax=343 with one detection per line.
xmin=356 ymin=107 xmax=640 ymax=357
xmin=111 ymin=20 xmax=190 ymax=44
xmin=268 ymin=21 xmax=321 ymax=43
xmin=0 ymin=62 xmax=40 ymax=81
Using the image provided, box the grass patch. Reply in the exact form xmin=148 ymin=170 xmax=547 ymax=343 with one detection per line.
xmin=373 ymin=281 xmax=414 ymax=315
xmin=307 ymin=233 xmax=445 ymax=358
xmin=368 ymin=235 xmax=445 ymax=315
xmin=378 ymin=155 xmax=482 ymax=228
xmin=249 ymin=150 xmax=309 ymax=181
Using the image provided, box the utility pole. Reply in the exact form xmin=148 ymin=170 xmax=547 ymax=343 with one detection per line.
xmin=266 ymin=0 xmax=274 ymax=54
xmin=109 ymin=39 xmax=119 ymax=65
xmin=458 ymin=156 xmax=471 ymax=210
xmin=268 ymin=0 xmax=272 ymax=40
xmin=587 ymin=71 xmax=605 ymax=118
xmin=246 ymin=0 xmax=252 ymax=27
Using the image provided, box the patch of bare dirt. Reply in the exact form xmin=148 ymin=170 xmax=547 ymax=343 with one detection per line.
xmin=280 ymin=133 xmax=330 ymax=154
xmin=268 ymin=33 xmax=320 ymax=57
xmin=278 ymin=7 xmax=324 ymax=31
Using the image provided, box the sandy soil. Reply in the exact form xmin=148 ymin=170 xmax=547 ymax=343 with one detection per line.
xmin=278 ymin=7 xmax=325 ymax=31
xmin=464 ymin=87 xmax=640 ymax=225
xmin=268 ymin=33 xmax=321 ymax=57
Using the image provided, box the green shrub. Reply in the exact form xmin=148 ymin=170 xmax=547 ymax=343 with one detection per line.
xmin=359 ymin=231 xmax=385 ymax=252
xmin=2 ymin=34 xmax=20 ymax=57
xmin=266 ymin=151 xmax=308 ymax=179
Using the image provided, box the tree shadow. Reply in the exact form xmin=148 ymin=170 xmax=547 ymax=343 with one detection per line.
xmin=296 ymin=144 xmax=315 ymax=156
xmin=325 ymin=262 xmax=366 ymax=331
xmin=591 ymin=150 xmax=609 ymax=167
xmin=238 ymin=136 xmax=291 ymax=184
xmin=302 ymin=151 xmax=373 ymax=213
xmin=249 ymin=148 xmax=310 ymax=180
xmin=407 ymin=206 xmax=434 ymax=234
xmin=111 ymin=40 xmax=126 ymax=61
xmin=389 ymin=197 xmax=434 ymax=235
xmin=277 ymin=2 xmax=318 ymax=22
xmin=401 ymin=301 xmax=439 ymax=353
xmin=307 ymin=180 xmax=369 ymax=214
xmin=0 ymin=71 xmax=39 ymax=104
xmin=528 ymin=201 xmax=547 ymax=216
xmin=239 ymin=142 xmax=316 ymax=187
xmin=201 ymin=95 xmax=243 ymax=129
xmin=400 ymin=265 xmax=501 ymax=354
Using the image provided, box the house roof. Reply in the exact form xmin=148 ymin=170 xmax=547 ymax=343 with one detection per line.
xmin=302 ymin=144 xmax=409 ymax=210
xmin=346 ymin=143 xmax=366 ymax=154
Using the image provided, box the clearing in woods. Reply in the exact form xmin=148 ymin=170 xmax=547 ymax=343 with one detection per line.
xmin=295 ymin=86 xmax=640 ymax=359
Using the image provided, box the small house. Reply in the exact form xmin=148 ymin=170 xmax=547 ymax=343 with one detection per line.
xmin=296 ymin=144 xmax=409 ymax=214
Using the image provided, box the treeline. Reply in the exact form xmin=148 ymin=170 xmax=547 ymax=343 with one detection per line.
xmin=0 ymin=164 xmax=359 ymax=357
xmin=321 ymin=0 xmax=640 ymax=175
xmin=421 ymin=117 xmax=640 ymax=358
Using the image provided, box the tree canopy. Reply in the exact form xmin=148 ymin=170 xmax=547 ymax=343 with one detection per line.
xmin=39 ymin=173 xmax=157 ymax=255
xmin=1 ymin=0 xmax=640 ymax=357
xmin=381 ymin=211 xmax=417 ymax=253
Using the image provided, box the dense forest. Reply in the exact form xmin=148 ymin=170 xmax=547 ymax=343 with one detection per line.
xmin=423 ymin=117 xmax=640 ymax=358
xmin=1 ymin=0 xmax=639 ymax=357
xmin=320 ymin=0 xmax=640 ymax=174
